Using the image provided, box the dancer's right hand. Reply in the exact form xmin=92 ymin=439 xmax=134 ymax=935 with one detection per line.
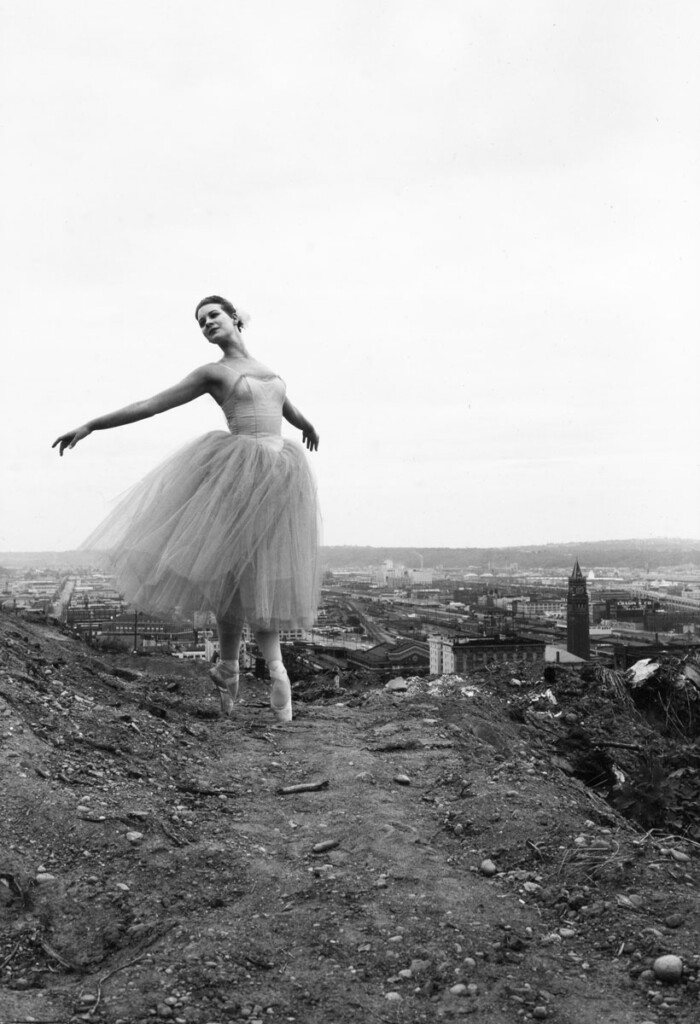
xmin=52 ymin=424 xmax=92 ymax=456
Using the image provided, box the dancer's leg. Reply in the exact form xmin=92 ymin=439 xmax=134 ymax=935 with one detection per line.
xmin=217 ymin=615 xmax=245 ymax=665
xmin=254 ymin=629 xmax=292 ymax=722
xmin=211 ymin=613 xmax=245 ymax=715
xmin=253 ymin=629 xmax=283 ymax=667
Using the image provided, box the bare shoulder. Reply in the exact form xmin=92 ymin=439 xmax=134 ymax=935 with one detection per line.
xmin=185 ymin=362 xmax=230 ymax=387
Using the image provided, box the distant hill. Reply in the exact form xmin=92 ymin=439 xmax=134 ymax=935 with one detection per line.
xmin=319 ymin=539 xmax=700 ymax=572
xmin=2 ymin=538 xmax=699 ymax=573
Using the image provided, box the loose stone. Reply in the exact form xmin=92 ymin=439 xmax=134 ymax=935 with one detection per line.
xmin=385 ymin=991 xmax=402 ymax=1002
xmin=410 ymin=959 xmax=432 ymax=975
xmin=653 ymin=955 xmax=683 ymax=982
xmin=665 ymin=913 xmax=684 ymax=929
xmin=385 ymin=677 xmax=408 ymax=691
xmin=479 ymin=859 xmax=497 ymax=877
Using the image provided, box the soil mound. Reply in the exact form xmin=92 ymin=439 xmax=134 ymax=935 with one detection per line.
xmin=1 ymin=612 xmax=699 ymax=1023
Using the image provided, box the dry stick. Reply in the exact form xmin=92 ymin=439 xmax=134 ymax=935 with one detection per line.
xmin=86 ymin=923 xmax=177 ymax=1017
xmin=39 ymin=937 xmax=78 ymax=971
xmin=311 ymin=839 xmax=341 ymax=854
xmin=593 ymin=740 xmax=644 ymax=751
xmin=175 ymin=782 xmax=240 ymax=796
xmin=278 ymin=779 xmax=329 ymax=794
xmin=87 ymin=952 xmax=148 ymax=1018
xmin=0 ymin=940 xmax=21 ymax=970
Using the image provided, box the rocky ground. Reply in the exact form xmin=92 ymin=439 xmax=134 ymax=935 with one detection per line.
xmin=1 ymin=610 xmax=699 ymax=1024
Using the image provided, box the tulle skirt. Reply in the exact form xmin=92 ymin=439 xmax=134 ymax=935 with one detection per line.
xmin=81 ymin=431 xmax=321 ymax=630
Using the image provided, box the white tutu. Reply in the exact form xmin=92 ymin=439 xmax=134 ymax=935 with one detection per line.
xmin=82 ymin=427 xmax=321 ymax=630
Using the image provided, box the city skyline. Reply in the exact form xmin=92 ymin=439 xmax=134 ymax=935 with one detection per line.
xmin=2 ymin=1 xmax=699 ymax=551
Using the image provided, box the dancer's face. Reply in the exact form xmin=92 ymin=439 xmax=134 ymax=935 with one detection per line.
xmin=197 ymin=303 xmax=237 ymax=344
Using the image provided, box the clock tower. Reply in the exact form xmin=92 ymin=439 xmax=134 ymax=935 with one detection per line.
xmin=567 ymin=560 xmax=590 ymax=661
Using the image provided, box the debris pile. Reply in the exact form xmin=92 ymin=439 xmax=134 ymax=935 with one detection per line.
xmin=1 ymin=612 xmax=700 ymax=1023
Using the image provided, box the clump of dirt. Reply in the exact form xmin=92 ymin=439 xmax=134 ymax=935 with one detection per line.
xmin=1 ymin=610 xmax=699 ymax=1023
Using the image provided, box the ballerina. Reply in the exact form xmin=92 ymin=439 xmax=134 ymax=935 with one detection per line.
xmin=53 ymin=295 xmax=321 ymax=721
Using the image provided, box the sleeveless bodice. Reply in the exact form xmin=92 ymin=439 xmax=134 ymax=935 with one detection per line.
xmin=220 ymin=371 xmax=286 ymax=438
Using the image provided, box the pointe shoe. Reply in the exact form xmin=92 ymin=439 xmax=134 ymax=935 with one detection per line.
xmin=209 ymin=661 xmax=240 ymax=717
xmin=269 ymin=660 xmax=293 ymax=723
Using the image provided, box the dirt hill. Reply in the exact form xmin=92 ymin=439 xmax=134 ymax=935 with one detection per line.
xmin=1 ymin=612 xmax=699 ymax=1024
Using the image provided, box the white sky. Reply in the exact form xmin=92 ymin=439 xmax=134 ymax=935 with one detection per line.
xmin=1 ymin=0 xmax=698 ymax=551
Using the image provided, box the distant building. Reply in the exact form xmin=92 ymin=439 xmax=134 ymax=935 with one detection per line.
xmin=566 ymin=560 xmax=590 ymax=660
xmin=429 ymin=634 xmax=545 ymax=674
xmin=346 ymin=638 xmax=429 ymax=673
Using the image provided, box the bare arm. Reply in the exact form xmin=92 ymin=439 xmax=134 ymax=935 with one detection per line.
xmin=52 ymin=365 xmax=217 ymax=456
xmin=283 ymin=397 xmax=319 ymax=451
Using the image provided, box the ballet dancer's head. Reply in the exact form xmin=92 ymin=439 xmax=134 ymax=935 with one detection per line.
xmin=195 ymin=296 xmax=248 ymax=348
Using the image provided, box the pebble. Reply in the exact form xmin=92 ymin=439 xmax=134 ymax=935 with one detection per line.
xmin=665 ymin=913 xmax=684 ymax=929
xmin=35 ymin=873 xmax=56 ymax=884
xmin=670 ymin=849 xmax=690 ymax=863
xmin=653 ymin=955 xmax=683 ymax=982
xmin=126 ymin=831 xmax=144 ymax=843
xmin=479 ymin=859 xmax=497 ymax=877
xmin=410 ymin=958 xmax=432 ymax=975
xmin=116 ymin=883 xmax=130 ymax=892
xmin=463 ymin=957 xmax=476 ymax=969
xmin=385 ymin=991 xmax=402 ymax=1002
xmin=533 ymin=1007 xmax=548 ymax=1019
xmin=385 ymin=677 xmax=408 ymax=692
xmin=393 ymin=774 xmax=411 ymax=786
xmin=450 ymin=984 xmax=467 ymax=995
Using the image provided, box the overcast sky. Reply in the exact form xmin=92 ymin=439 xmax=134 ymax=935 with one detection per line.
xmin=1 ymin=0 xmax=698 ymax=553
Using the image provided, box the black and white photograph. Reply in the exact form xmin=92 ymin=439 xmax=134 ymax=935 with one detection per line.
xmin=1 ymin=2 xmax=699 ymax=1022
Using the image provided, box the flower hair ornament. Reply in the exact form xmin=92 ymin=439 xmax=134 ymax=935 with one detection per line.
xmin=234 ymin=307 xmax=251 ymax=331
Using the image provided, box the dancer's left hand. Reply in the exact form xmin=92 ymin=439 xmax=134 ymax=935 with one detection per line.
xmin=302 ymin=425 xmax=319 ymax=451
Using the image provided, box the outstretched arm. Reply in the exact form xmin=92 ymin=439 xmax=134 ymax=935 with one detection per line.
xmin=52 ymin=365 xmax=216 ymax=456
xmin=283 ymin=397 xmax=319 ymax=451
